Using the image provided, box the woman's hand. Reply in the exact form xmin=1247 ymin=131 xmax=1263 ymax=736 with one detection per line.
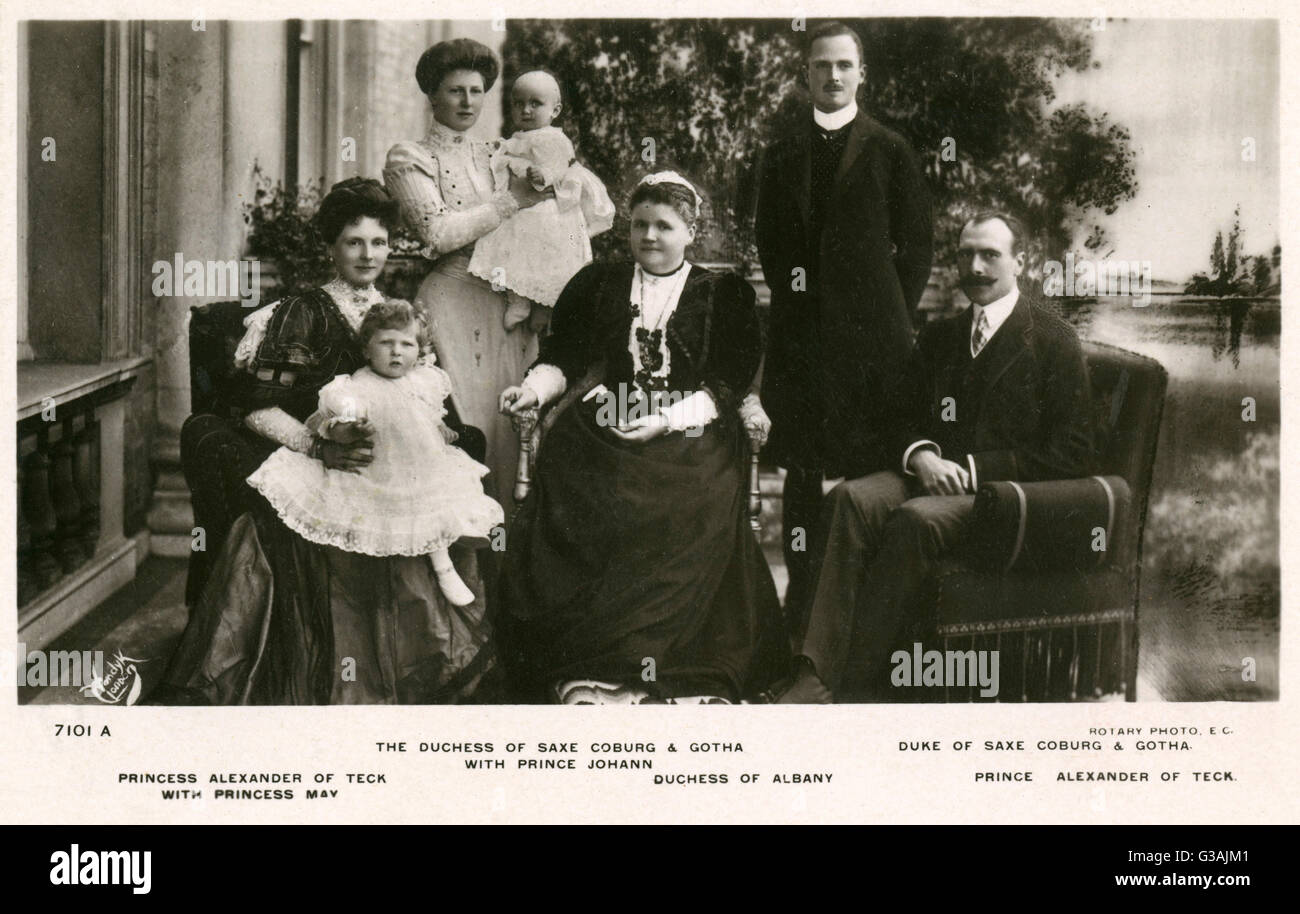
xmin=499 ymin=385 xmax=539 ymax=416
xmin=508 ymin=170 xmax=550 ymax=210
xmin=528 ymin=303 xmax=553 ymax=335
xmin=328 ymin=417 xmax=375 ymax=445
xmin=738 ymin=392 xmax=772 ymax=451
xmin=317 ymin=437 xmax=375 ymax=473
xmin=610 ymin=414 xmax=670 ymax=444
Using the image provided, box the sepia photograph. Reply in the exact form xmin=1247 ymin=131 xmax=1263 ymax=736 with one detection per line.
xmin=11 ymin=12 xmax=1280 ymax=714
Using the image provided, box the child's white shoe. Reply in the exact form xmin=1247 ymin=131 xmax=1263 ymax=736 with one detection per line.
xmin=434 ymin=564 xmax=476 ymax=606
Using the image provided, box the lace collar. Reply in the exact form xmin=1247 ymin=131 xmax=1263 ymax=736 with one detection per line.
xmin=321 ymin=276 xmax=383 ymax=331
xmin=425 ymin=118 xmax=475 ymax=150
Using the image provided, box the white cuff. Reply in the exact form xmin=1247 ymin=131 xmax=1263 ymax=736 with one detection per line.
xmin=966 ymin=454 xmax=978 ymax=492
xmin=521 ymin=363 xmax=567 ymax=407
xmin=245 ymin=407 xmax=314 ymax=453
xmin=659 ymin=390 xmax=719 ymax=433
xmin=903 ymin=439 xmax=941 ymax=476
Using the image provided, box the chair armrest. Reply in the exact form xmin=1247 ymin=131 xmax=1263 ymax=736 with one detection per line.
xmin=738 ymin=390 xmax=771 ymax=452
xmin=967 ymin=475 xmax=1131 ymax=573
xmin=179 ymin=413 xmax=274 ymax=605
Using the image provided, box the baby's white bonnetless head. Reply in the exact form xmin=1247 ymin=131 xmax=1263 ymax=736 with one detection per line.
xmin=511 ymin=70 xmax=563 ymax=131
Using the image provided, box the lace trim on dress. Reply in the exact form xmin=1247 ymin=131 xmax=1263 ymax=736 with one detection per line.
xmin=233 ymin=300 xmax=281 ymax=370
xmin=247 ymin=448 xmax=503 ymax=557
xmin=244 ymin=407 xmax=315 ymax=452
xmin=320 ymin=277 xmax=383 ymax=332
xmin=232 ymin=279 xmax=380 ymax=370
xmin=628 ymin=262 xmax=692 ymax=393
xmin=521 ymin=363 xmax=568 ymax=407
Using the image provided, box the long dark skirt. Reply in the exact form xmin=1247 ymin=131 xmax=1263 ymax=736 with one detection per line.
xmin=161 ymin=497 xmax=497 ymax=705
xmin=497 ymin=398 xmax=790 ymax=701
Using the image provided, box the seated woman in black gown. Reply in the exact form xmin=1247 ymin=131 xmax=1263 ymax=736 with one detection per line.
xmin=497 ymin=171 xmax=791 ymax=703
xmin=162 ymin=178 xmax=495 ymax=705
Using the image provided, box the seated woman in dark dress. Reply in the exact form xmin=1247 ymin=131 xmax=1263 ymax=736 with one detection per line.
xmin=161 ymin=178 xmax=496 ymax=705
xmin=496 ymin=172 xmax=791 ymax=703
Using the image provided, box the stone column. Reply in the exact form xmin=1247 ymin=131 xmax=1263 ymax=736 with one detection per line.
xmin=146 ymin=21 xmax=287 ymax=556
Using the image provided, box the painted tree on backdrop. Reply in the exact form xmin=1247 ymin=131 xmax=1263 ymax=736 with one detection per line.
xmin=503 ymin=17 xmax=1138 ymax=270
xmin=1185 ymin=204 xmax=1281 ymax=296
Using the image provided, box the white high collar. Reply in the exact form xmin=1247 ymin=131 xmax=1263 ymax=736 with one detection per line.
xmin=813 ymin=101 xmax=858 ymax=132
xmin=428 ymin=118 xmax=471 ymax=146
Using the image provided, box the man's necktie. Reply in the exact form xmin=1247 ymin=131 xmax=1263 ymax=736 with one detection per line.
xmin=971 ymin=308 xmax=990 ymax=358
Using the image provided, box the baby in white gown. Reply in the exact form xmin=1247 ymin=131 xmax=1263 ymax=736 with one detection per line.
xmin=468 ymin=70 xmax=614 ymax=329
xmin=247 ymin=299 xmax=503 ymax=606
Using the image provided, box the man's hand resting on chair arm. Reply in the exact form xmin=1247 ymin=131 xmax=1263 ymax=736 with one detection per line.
xmin=907 ymin=447 xmax=971 ymax=496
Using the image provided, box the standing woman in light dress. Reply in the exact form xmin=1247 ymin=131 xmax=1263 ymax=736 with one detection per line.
xmin=384 ymin=38 xmax=550 ymax=509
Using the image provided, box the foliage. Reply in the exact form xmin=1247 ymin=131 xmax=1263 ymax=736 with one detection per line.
xmin=242 ymin=165 xmax=425 ymax=300
xmin=242 ymin=167 xmax=331 ymax=300
xmin=503 ymin=17 xmax=1139 ymax=270
xmin=1184 ymin=204 xmax=1281 ymax=296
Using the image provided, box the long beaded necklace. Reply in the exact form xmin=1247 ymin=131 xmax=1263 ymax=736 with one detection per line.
xmin=629 ymin=264 xmax=682 ymax=392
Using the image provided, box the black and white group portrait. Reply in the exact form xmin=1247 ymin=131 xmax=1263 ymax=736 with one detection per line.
xmin=15 ymin=15 xmax=1280 ymax=707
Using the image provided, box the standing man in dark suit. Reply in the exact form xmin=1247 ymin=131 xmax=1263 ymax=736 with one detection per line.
xmin=755 ymin=21 xmax=933 ymax=633
xmin=777 ymin=213 xmax=1095 ymax=702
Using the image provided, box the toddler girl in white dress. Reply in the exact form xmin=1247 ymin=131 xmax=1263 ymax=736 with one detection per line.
xmin=468 ymin=70 xmax=615 ymax=330
xmin=247 ymin=299 xmax=503 ymax=606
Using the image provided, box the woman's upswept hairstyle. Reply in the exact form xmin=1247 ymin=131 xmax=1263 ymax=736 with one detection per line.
xmin=416 ymin=38 xmax=500 ymax=95
xmin=315 ymin=177 xmax=400 ymax=244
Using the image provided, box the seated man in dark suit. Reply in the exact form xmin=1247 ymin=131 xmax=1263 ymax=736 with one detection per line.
xmin=778 ymin=212 xmax=1096 ymax=702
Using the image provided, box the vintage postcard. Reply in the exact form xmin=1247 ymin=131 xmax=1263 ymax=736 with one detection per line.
xmin=1 ymin=0 xmax=1296 ymax=829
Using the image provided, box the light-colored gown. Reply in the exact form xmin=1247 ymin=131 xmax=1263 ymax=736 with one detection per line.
xmin=247 ymin=360 xmax=503 ymax=557
xmin=385 ymin=120 xmax=535 ymax=511
xmin=467 ymin=126 xmax=615 ymax=308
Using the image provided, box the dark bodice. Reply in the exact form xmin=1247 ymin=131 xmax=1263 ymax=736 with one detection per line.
xmin=534 ymin=262 xmax=762 ymax=416
xmin=231 ymin=287 xmax=368 ymax=422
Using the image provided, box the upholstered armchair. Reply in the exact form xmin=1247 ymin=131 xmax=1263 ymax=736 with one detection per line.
xmin=930 ymin=341 xmax=1168 ymax=701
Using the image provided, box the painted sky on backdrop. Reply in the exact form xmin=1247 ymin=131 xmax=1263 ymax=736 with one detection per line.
xmin=1051 ymin=18 xmax=1279 ymax=283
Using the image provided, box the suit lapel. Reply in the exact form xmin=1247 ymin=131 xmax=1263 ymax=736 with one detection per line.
xmin=938 ymin=307 xmax=975 ymax=393
xmin=832 ymin=110 xmax=872 ymax=191
xmin=974 ymin=292 xmax=1033 ymax=394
